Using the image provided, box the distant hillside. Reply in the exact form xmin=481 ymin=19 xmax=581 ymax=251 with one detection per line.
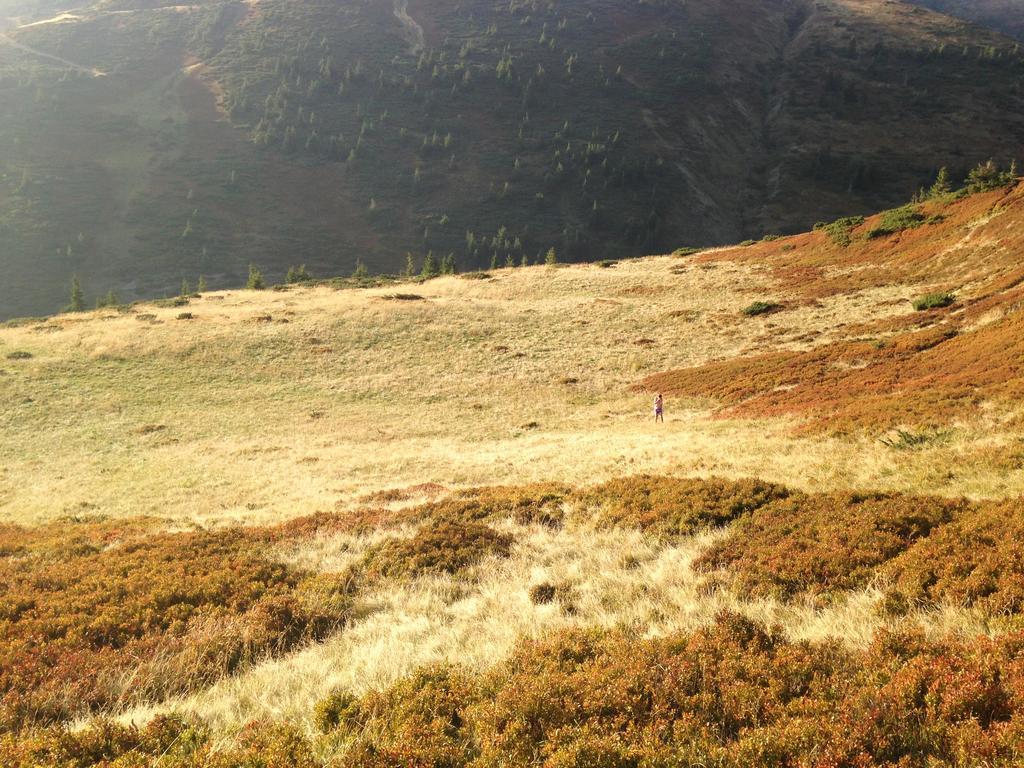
xmin=1 ymin=0 xmax=1023 ymax=318
xmin=908 ymin=0 xmax=1024 ymax=41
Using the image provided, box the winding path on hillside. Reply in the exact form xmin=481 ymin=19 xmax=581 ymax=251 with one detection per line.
xmin=393 ymin=0 xmax=424 ymax=54
xmin=0 ymin=29 xmax=106 ymax=76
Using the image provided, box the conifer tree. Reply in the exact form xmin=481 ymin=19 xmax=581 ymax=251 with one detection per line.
xmin=68 ymin=275 xmax=85 ymax=312
xmin=181 ymin=279 xmax=191 ymax=297
xmin=928 ymin=167 xmax=952 ymax=198
xmin=421 ymin=251 xmax=438 ymax=278
xmin=545 ymin=247 xmax=557 ymax=266
xmin=405 ymin=253 xmax=416 ymax=278
xmin=247 ymin=264 xmax=265 ymax=290
xmin=197 ymin=275 xmax=208 ymax=293
xmin=96 ymin=289 xmax=119 ymax=309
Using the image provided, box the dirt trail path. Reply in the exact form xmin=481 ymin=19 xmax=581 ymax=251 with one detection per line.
xmin=393 ymin=0 xmax=424 ymax=53
xmin=0 ymin=30 xmax=106 ymax=76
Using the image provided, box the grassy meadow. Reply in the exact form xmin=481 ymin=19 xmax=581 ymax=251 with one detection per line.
xmin=2 ymin=252 xmax=1020 ymax=528
xmin=3 ymin=182 xmax=1024 ymax=765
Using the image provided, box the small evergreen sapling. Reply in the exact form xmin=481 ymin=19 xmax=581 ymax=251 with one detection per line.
xmin=421 ymin=251 xmax=439 ymax=278
xmin=68 ymin=275 xmax=85 ymax=313
xmin=247 ymin=264 xmax=265 ymax=290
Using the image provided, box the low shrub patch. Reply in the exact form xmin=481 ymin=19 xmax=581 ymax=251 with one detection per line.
xmin=360 ymin=521 xmax=513 ymax=581
xmin=867 ymin=205 xmax=927 ymax=239
xmin=313 ymin=689 xmax=362 ymax=734
xmin=381 ymin=293 xmax=426 ymax=301
xmin=879 ymin=427 xmax=951 ymax=450
xmin=4 ymin=351 xmax=32 ymax=360
xmin=7 ymin=614 xmax=1024 ymax=766
xmin=572 ymin=475 xmax=790 ymax=538
xmin=153 ymin=297 xmax=189 ymax=308
xmin=0 ymin=716 xmax=320 ymax=768
xmin=912 ymin=291 xmax=956 ymax=311
xmin=0 ymin=522 xmax=350 ymax=729
xmin=420 ymin=484 xmax=570 ymax=529
xmin=338 ymin=614 xmax=1024 ymax=768
xmin=886 ymin=499 xmax=1024 ymax=614
xmin=696 ymin=491 xmax=964 ymax=598
xmin=816 ymin=215 xmax=865 ymax=246
xmin=741 ymin=300 xmax=782 ymax=316
xmin=528 ymin=581 xmax=575 ymax=610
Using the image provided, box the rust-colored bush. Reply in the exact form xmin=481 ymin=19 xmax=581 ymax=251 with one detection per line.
xmin=360 ymin=521 xmax=514 ymax=582
xmin=0 ymin=524 xmax=349 ymax=729
xmin=886 ymin=498 xmax=1024 ymax=614
xmin=423 ymin=484 xmax=570 ymax=528
xmin=572 ymin=475 xmax=790 ymax=537
xmin=8 ymin=615 xmax=1024 ymax=767
xmin=695 ymin=491 xmax=964 ymax=598
xmin=0 ymin=715 xmax=319 ymax=768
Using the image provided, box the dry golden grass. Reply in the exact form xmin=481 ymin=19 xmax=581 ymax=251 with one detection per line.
xmin=1 ymin=254 xmax=1021 ymax=529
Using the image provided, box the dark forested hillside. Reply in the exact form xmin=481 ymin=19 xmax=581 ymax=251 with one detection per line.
xmin=908 ymin=0 xmax=1024 ymax=41
xmin=1 ymin=0 xmax=1023 ymax=317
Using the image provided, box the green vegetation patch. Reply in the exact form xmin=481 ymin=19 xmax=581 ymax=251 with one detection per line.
xmin=741 ymin=301 xmax=783 ymax=317
xmin=696 ymin=492 xmax=965 ymax=598
xmin=912 ymin=291 xmax=956 ymax=311
xmin=672 ymin=247 xmax=702 ymax=257
xmin=965 ymin=159 xmax=1018 ymax=193
xmin=866 ymin=205 xmax=927 ymax=239
xmin=815 ymin=215 xmax=865 ymax=247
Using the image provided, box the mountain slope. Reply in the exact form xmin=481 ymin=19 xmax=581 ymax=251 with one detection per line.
xmin=644 ymin=180 xmax=1024 ymax=433
xmin=1 ymin=0 xmax=1023 ymax=320
xmin=908 ymin=0 xmax=1024 ymax=41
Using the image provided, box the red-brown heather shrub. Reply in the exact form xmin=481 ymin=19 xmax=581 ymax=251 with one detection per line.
xmin=342 ymin=614 xmax=1024 ymax=767
xmin=422 ymin=483 xmax=571 ymax=528
xmin=360 ymin=520 xmax=514 ymax=582
xmin=0 ymin=524 xmax=351 ymax=730
xmin=695 ymin=491 xmax=965 ymax=598
xmin=0 ymin=715 xmax=319 ymax=767
xmin=270 ymin=506 xmax=412 ymax=539
xmin=289 ymin=484 xmax=570 ymax=538
xmin=5 ymin=616 xmax=1024 ymax=767
xmin=886 ymin=498 xmax=1024 ymax=614
xmin=572 ymin=475 xmax=790 ymax=538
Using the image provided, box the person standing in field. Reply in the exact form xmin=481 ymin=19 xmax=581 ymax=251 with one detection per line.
xmin=654 ymin=394 xmax=664 ymax=423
